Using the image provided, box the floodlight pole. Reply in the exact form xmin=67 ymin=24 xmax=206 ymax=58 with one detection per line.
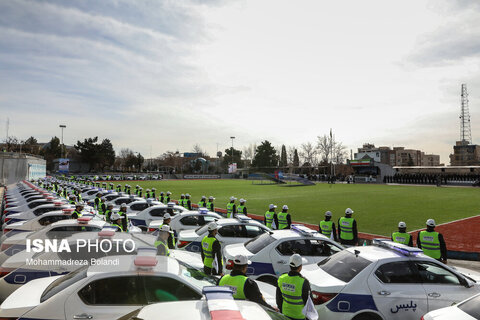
xmin=230 ymin=136 xmax=235 ymax=165
xmin=59 ymin=125 xmax=66 ymax=158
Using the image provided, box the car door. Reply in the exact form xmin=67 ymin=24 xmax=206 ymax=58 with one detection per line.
xmin=412 ymin=260 xmax=476 ymax=312
xmin=65 ymin=275 xmax=145 ymax=320
xmin=269 ymin=239 xmax=310 ymax=276
xmin=366 ymin=261 xmax=428 ymax=320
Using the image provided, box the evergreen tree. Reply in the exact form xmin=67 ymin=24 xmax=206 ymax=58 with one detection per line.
xmin=280 ymin=145 xmax=288 ymax=167
xmin=252 ymin=140 xmax=278 ymax=172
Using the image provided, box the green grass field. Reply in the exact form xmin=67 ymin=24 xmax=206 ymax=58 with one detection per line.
xmin=120 ymin=180 xmax=479 ymax=236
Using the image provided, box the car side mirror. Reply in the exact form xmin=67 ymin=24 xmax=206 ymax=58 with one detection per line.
xmin=461 ymin=277 xmax=475 ymax=288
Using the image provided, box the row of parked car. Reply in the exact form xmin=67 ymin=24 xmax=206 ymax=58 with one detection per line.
xmin=65 ymin=174 xmax=163 ymax=181
xmin=0 ymin=179 xmax=479 ymax=320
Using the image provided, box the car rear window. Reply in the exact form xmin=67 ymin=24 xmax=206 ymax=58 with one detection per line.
xmin=41 ymin=265 xmax=88 ymax=302
xmin=244 ymin=233 xmax=276 ymax=254
xmin=317 ymin=250 xmax=372 ymax=283
xmin=458 ymin=294 xmax=480 ymax=319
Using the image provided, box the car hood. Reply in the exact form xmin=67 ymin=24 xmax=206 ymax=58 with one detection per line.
xmin=4 ymin=221 xmax=28 ymax=228
xmin=423 ymin=305 xmax=475 ymax=320
xmin=256 ymin=281 xmax=277 ymax=306
xmin=2 ymin=231 xmax=34 ymax=245
xmin=301 ymin=263 xmax=347 ymax=292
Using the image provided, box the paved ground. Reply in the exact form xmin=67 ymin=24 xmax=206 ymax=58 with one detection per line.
xmin=450 ymin=259 xmax=480 ymax=272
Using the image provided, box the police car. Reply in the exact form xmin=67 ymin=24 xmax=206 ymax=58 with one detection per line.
xmin=176 ymin=216 xmax=270 ymax=252
xmin=1 ymin=208 xmax=76 ymax=240
xmin=223 ymin=224 xmax=344 ymax=284
xmin=0 ymin=249 xmax=218 ymax=319
xmin=3 ymin=192 xmax=45 ymax=208
xmin=128 ymin=203 xmax=191 ymax=229
xmin=2 ymin=201 xmax=72 ymax=225
xmin=300 ymin=239 xmax=480 ymax=320
xmin=147 ymin=208 xmax=223 ymax=235
xmin=3 ymin=195 xmax=55 ymax=215
xmin=422 ymin=292 xmax=480 ymax=320
xmin=125 ymin=199 xmax=164 ymax=214
xmin=0 ymin=216 xmax=107 ymax=265
xmin=117 ymin=286 xmax=288 ymax=320
xmin=0 ymin=230 xmax=156 ymax=301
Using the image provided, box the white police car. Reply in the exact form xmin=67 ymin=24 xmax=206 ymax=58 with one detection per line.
xmin=0 ymin=216 xmax=107 ymax=265
xmin=176 ymin=216 xmax=270 ymax=252
xmin=223 ymin=224 xmax=344 ymax=284
xmin=0 ymin=230 xmax=156 ymax=301
xmin=147 ymin=208 xmax=223 ymax=234
xmin=128 ymin=203 xmax=190 ymax=229
xmin=300 ymin=239 xmax=480 ymax=320
xmin=422 ymin=292 xmax=480 ymax=320
xmin=3 ymin=195 xmax=55 ymax=215
xmin=0 ymin=249 xmax=218 ymax=319
xmin=1 ymin=208 xmax=75 ymax=240
xmin=125 ymin=199 xmax=163 ymax=214
xmin=117 ymin=286 xmax=288 ymax=320
xmin=2 ymin=201 xmax=72 ymax=225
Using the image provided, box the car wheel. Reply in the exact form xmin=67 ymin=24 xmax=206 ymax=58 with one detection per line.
xmin=353 ymin=313 xmax=382 ymax=320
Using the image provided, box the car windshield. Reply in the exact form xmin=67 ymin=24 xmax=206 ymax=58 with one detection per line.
xmin=317 ymin=249 xmax=372 ymax=283
xmin=244 ymin=233 xmax=276 ymax=254
xmin=458 ymin=294 xmax=480 ymax=318
xmin=41 ymin=265 xmax=88 ymax=302
xmin=195 ymin=224 xmax=210 ymax=235
xmin=177 ymin=262 xmax=217 ymax=290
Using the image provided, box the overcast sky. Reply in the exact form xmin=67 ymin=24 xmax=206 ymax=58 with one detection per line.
xmin=1 ymin=0 xmax=479 ymax=163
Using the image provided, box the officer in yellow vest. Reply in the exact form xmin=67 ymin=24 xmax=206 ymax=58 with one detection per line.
xmin=145 ymin=189 xmax=151 ymax=199
xmin=151 ymin=188 xmax=156 ymax=199
xmin=154 ymin=225 xmax=172 ymax=256
xmin=185 ymin=193 xmax=192 ymax=210
xmin=276 ymin=254 xmax=313 ymax=320
xmin=104 ymin=203 xmax=114 ymax=223
xmin=227 ymin=196 xmax=237 ymax=218
xmin=166 ymin=191 xmax=172 ymax=203
xmin=417 ymin=219 xmax=447 ymax=263
xmin=219 ymin=254 xmax=276 ymax=310
xmin=110 ymin=212 xmax=125 ymax=232
xmin=159 ymin=191 xmax=166 ymax=203
xmin=207 ymin=196 xmax=215 ymax=212
xmin=201 ymin=222 xmax=223 ymax=275
xmin=338 ymin=208 xmax=358 ymax=246
xmin=237 ymin=199 xmax=247 ymax=216
xmin=72 ymin=202 xmax=84 ymax=219
xmin=277 ymin=205 xmax=292 ymax=230
xmin=319 ymin=211 xmax=338 ymax=242
xmin=391 ymin=221 xmax=413 ymax=247
xmin=198 ymin=196 xmax=207 ymax=208
xmin=179 ymin=194 xmax=186 ymax=207
xmin=159 ymin=213 xmax=175 ymax=249
xmin=264 ymin=204 xmax=278 ymax=229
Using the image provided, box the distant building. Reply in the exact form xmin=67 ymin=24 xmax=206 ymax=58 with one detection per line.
xmin=449 ymin=141 xmax=480 ymax=166
xmin=354 ymin=144 xmax=441 ymax=167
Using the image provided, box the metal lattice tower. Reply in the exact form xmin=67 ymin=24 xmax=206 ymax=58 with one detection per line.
xmin=460 ymin=84 xmax=472 ymax=145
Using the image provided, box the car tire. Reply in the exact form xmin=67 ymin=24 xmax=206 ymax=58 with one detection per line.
xmin=352 ymin=313 xmax=382 ymax=320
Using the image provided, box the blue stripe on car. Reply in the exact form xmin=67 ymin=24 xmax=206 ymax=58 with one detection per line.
xmin=5 ymin=244 xmax=26 ymax=256
xmin=246 ymin=262 xmax=275 ymax=276
xmin=185 ymin=241 xmax=202 ymax=252
xmin=129 ymin=218 xmax=146 ymax=227
xmin=3 ymin=268 xmax=66 ymax=285
xmin=326 ymin=293 xmax=378 ymax=313
xmin=4 ymin=230 xmax=29 ymax=238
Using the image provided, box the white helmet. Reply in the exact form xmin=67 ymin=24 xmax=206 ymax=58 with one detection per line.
xmin=120 ymin=203 xmax=127 ymax=208
xmin=282 ymin=205 xmax=288 ymax=210
xmin=325 ymin=211 xmax=332 ymax=217
xmin=398 ymin=221 xmax=406 ymax=228
xmin=426 ymin=219 xmax=436 ymax=227
xmin=208 ymin=222 xmax=218 ymax=231
xmin=345 ymin=208 xmax=354 ymax=215
xmin=230 ymin=196 xmax=236 ymax=201
xmin=163 ymin=213 xmax=171 ymax=220
xmin=240 ymin=198 xmax=246 ymax=203
xmin=110 ymin=213 xmax=122 ymax=220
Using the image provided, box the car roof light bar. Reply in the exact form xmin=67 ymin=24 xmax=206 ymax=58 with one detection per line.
xmin=291 ymin=224 xmax=317 ymax=236
xmin=372 ymin=239 xmax=423 ymax=256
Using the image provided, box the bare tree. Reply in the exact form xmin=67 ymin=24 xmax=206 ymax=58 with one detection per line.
xmin=192 ymin=144 xmax=203 ymax=155
xmin=299 ymin=142 xmax=318 ymax=166
xmin=316 ymin=133 xmax=348 ymax=164
xmin=316 ymin=135 xmax=332 ymax=163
